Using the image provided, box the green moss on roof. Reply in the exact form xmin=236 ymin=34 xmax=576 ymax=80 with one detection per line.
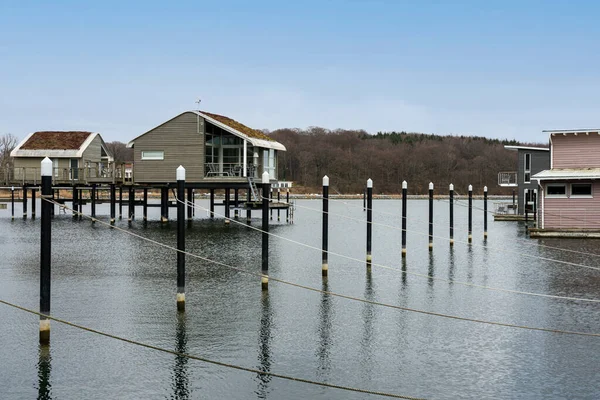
xmin=200 ymin=111 xmax=274 ymax=141
xmin=21 ymin=131 xmax=92 ymax=150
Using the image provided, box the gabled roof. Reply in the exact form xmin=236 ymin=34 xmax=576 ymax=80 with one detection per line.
xmin=504 ymin=145 xmax=549 ymax=151
xmin=11 ymin=131 xmax=114 ymax=161
xmin=127 ymin=111 xmax=286 ymax=151
xmin=533 ymin=168 xmax=600 ymax=181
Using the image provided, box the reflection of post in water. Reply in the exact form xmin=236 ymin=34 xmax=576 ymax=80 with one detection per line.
xmin=401 ymin=258 xmax=408 ymax=287
xmin=257 ymin=292 xmax=273 ymax=397
xmin=448 ymin=246 xmax=456 ymax=283
xmin=428 ymin=253 xmax=435 ymax=288
xmin=466 ymin=244 xmax=474 ymax=282
xmin=317 ymin=278 xmax=332 ymax=377
xmin=37 ymin=344 xmax=52 ymax=400
xmin=360 ymin=269 xmax=375 ymax=376
xmin=171 ymin=312 xmax=189 ymax=400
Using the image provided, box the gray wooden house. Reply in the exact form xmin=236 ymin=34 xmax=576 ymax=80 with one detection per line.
xmin=10 ymin=131 xmax=114 ymax=184
xmin=126 ymin=111 xmax=286 ymax=184
xmin=498 ymin=145 xmax=549 ymax=214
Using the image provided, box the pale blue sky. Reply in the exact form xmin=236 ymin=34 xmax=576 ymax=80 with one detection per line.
xmin=1 ymin=0 xmax=599 ymax=143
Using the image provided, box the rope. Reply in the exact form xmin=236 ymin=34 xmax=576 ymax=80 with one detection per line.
xmin=41 ymin=197 xmax=600 ymax=336
xmin=0 ymin=299 xmax=423 ymax=400
xmin=180 ymin=197 xmax=600 ymax=303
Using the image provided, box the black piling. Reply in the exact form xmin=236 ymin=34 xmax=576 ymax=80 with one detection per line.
xmin=40 ymin=158 xmax=52 ymax=344
xmin=401 ymin=180 xmax=407 ymax=257
xmin=269 ymin=188 xmax=273 ymax=220
xmin=110 ymin=184 xmax=116 ymax=224
xmin=366 ymin=178 xmax=373 ymax=267
xmin=533 ymin=189 xmax=537 ymax=228
xmin=22 ymin=185 xmax=27 ymax=219
xmin=525 ymin=189 xmax=529 ymax=225
xmin=91 ymin=184 xmax=96 ymax=221
xmin=234 ymin=189 xmax=239 ymax=220
xmin=210 ymin=189 xmax=215 ymax=219
xmin=224 ymin=188 xmax=231 ymax=224
xmin=286 ymin=189 xmax=290 ymax=222
xmin=143 ymin=188 xmax=148 ymax=221
xmin=322 ymin=176 xmax=329 ymax=276
xmin=261 ymin=173 xmax=270 ymax=290
xmin=176 ymin=166 xmax=186 ymax=311
xmin=277 ymin=189 xmax=280 ymax=221
xmin=128 ymin=186 xmax=135 ymax=221
xmin=449 ymin=184 xmax=454 ymax=246
xmin=11 ymin=186 xmax=15 ymax=220
xmin=161 ymin=186 xmax=169 ymax=222
xmin=512 ymin=189 xmax=516 ymax=211
xmin=31 ymin=188 xmax=36 ymax=219
xmin=72 ymin=186 xmax=78 ymax=219
xmin=118 ymin=185 xmax=123 ymax=220
xmin=428 ymin=182 xmax=434 ymax=251
xmin=51 ymin=189 xmax=55 ymax=217
xmin=187 ymin=187 xmax=193 ymax=220
xmin=484 ymin=186 xmax=488 ymax=238
xmin=78 ymin=188 xmax=83 ymax=219
xmin=468 ymin=185 xmax=473 ymax=243
xmin=246 ymin=189 xmax=252 ymax=222
xmin=363 ymin=186 xmax=366 ymax=211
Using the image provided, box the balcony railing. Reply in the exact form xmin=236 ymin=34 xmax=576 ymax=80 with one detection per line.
xmin=498 ymin=171 xmax=518 ymax=187
xmin=1 ymin=163 xmax=123 ymax=185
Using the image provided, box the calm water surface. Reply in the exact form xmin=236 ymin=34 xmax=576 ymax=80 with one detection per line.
xmin=1 ymin=198 xmax=599 ymax=399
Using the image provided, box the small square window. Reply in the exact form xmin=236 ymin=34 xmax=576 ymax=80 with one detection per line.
xmin=571 ymin=183 xmax=592 ymax=196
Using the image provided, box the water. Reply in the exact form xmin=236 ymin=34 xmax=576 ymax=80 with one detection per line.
xmin=1 ymin=198 xmax=599 ymax=399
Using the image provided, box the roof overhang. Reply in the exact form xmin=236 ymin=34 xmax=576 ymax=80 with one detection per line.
xmin=504 ymin=145 xmax=549 ymax=151
xmin=127 ymin=111 xmax=287 ymax=151
xmin=11 ymin=132 xmax=114 ymax=161
xmin=533 ymin=168 xmax=600 ymax=181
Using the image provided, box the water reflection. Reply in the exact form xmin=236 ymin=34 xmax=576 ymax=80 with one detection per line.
xmin=401 ymin=258 xmax=408 ymax=288
xmin=37 ymin=344 xmax=52 ymax=400
xmin=466 ymin=245 xmax=474 ymax=283
xmin=171 ymin=312 xmax=189 ymax=400
xmin=427 ymin=253 xmax=435 ymax=288
xmin=256 ymin=292 xmax=272 ymax=399
xmin=360 ymin=270 xmax=375 ymax=381
xmin=316 ymin=279 xmax=332 ymax=378
xmin=447 ymin=247 xmax=456 ymax=284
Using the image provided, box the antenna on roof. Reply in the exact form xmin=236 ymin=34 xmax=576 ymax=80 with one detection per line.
xmin=195 ymin=98 xmax=201 ymax=111
xmin=195 ymin=98 xmax=202 ymax=133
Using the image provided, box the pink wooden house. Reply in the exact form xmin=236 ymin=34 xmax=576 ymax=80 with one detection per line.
xmin=533 ymin=129 xmax=600 ymax=231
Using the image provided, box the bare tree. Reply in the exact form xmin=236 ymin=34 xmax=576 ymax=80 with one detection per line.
xmin=0 ymin=133 xmax=18 ymax=183
xmin=106 ymin=141 xmax=133 ymax=165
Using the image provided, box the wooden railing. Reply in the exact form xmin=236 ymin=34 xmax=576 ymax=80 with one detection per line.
xmin=497 ymin=171 xmax=517 ymax=187
xmin=1 ymin=164 xmax=129 ymax=185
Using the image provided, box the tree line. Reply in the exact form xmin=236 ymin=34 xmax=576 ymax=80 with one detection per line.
xmin=269 ymin=127 xmax=531 ymax=195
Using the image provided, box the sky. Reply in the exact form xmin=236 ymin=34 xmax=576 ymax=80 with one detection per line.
xmin=1 ymin=0 xmax=600 ymax=143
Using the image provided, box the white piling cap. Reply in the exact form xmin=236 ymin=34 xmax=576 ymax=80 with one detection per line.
xmin=176 ymin=165 xmax=185 ymax=181
xmin=449 ymin=183 xmax=454 ymax=191
xmin=402 ymin=180 xmax=407 ymax=189
xmin=367 ymin=178 xmax=373 ymax=188
xmin=323 ymin=175 xmax=329 ymax=186
xmin=262 ymin=171 xmax=270 ymax=184
xmin=468 ymin=184 xmax=473 ymax=191
xmin=11 ymin=186 xmax=14 ymax=191
xmin=41 ymin=157 xmax=52 ymax=177
xmin=429 ymin=182 xmax=434 ymax=190
xmin=484 ymin=186 xmax=488 ymax=192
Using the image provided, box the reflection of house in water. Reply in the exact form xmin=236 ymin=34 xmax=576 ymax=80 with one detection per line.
xmin=531 ymin=129 xmax=600 ymax=237
xmin=496 ymin=145 xmax=549 ymax=219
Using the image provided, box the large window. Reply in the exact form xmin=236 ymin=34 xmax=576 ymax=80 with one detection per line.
xmin=141 ymin=151 xmax=164 ymax=160
xmin=546 ymin=184 xmax=566 ymax=197
xmin=263 ymin=149 xmax=276 ymax=179
xmin=524 ymin=153 xmax=531 ymax=183
xmin=571 ymin=183 xmax=592 ymax=197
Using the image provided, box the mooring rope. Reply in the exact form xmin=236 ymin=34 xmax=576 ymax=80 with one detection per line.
xmin=179 ymin=197 xmax=600 ymax=304
xmin=261 ymin=195 xmax=600 ymax=273
xmin=0 ymin=299 xmax=424 ymax=400
xmin=39 ymin=197 xmax=600 ymax=336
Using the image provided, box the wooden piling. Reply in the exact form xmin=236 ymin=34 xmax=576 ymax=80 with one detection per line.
xmin=161 ymin=187 xmax=168 ymax=222
xmin=270 ymin=188 xmax=273 ymax=220
xmin=322 ymin=175 xmax=329 ymax=276
xmin=234 ymin=189 xmax=239 ymax=220
xmin=401 ymin=181 xmax=407 ymax=257
xmin=11 ymin=186 xmax=15 ymax=220
xmin=176 ymin=166 xmax=186 ymax=311
xmin=468 ymin=184 xmax=473 ymax=243
xmin=449 ymin=183 xmax=454 ymax=246
xmin=366 ymin=178 xmax=373 ymax=267
xmin=277 ymin=189 xmax=280 ymax=221
xmin=40 ymin=158 xmax=52 ymax=344
xmin=210 ymin=189 xmax=215 ymax=219
xmin=224 ymin=188 xmax=231 ymax=224
xmin=187 ymin=187 xmax=193 ymax=220
xmin=110 ymin=184 xmax=116 ymax=224
xmin=72 ymin=186 xmax=78 ymax=219
xmin=22 ymin=185 xmax=27 ymax=219
xmin=128 ymin=186 xmax=134 ymax=221
xmin=261 ymin=172 xmax=270 ymax=290
xmin=143 ymin=188 xmax=148 ymax=221
xmin=119 ymin=186 xmax=123 ymax=220
xmin=533 ymin=189 xmax=537 ymax=225
xmin=363 ymin=186 xmax=366 ymax=211
xmin=428 ymin=182 xmax=434 ymax=251
xmin=91 ymin=184 xmax=96 ymax=221
xmin=286 ymin=189 xmax=290 ymax=222
xmin=512 ymin=189 xmax=516 ymax=211
xmin=31 ymin=188 xmax=36 ymax=219
xmin=525 ymin=189 xmax=529 ymax=225
xmin=246 ymin=189 xmax=252 ymax=222
xmin=484 ymin=186 xmax=488 ymax=238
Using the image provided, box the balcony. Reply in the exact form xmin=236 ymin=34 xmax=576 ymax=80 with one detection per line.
xmin=498 ymin=171 xmax=517 ymax=187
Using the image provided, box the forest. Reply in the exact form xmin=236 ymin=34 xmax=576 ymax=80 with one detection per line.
xmin=269 ymin=128 xmax=532 ymax=195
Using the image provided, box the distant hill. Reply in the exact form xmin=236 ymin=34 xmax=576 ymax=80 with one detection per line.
xmin=269 ymin=127 xmax=541 ymax=194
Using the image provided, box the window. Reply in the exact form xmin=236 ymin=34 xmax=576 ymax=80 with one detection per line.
xmin=141 ymin=151 xmax=164 ymax=160
xmin=571 ymin=183 xmax=592 ymax=197
xmin=524 ymin=153 xmax=531 ymax=183
xmin=263 ymin=149 xmax=276 ymax=179
xmin=546 ymin=184 xmax=566 ymax=197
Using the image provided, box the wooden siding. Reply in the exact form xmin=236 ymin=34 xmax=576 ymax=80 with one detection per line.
xmin=81 ymin=135 xmax=103 ymax=163
xmin=552 ymin=134 xmax=600 ymax=168
xmin=133 ymin=112 xmax=204 ymax=183
xmin=542 ymin=181 xmax=600 ymax=229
